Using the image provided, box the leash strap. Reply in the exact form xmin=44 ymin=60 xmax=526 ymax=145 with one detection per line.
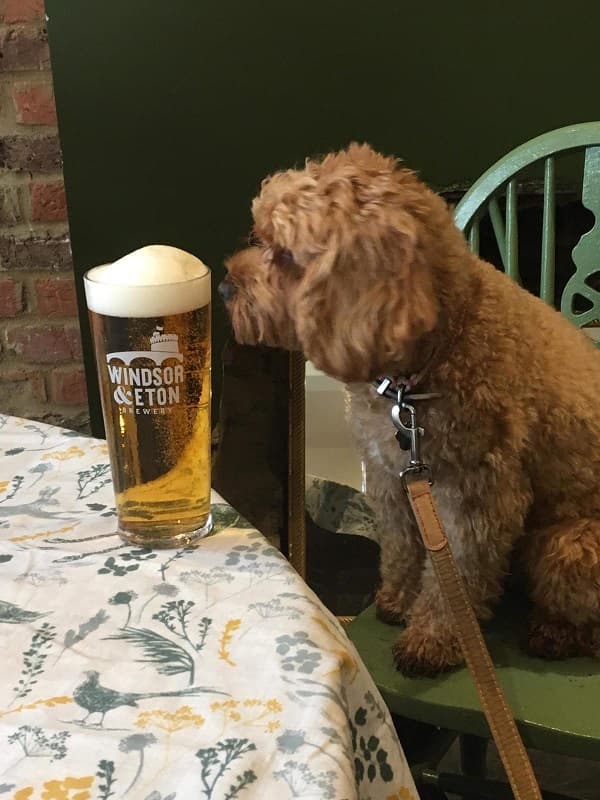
xmin=406 ymin=478 xmax=542 ymax=800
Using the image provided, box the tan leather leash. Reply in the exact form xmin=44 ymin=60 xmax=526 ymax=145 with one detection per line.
xmin=378 ymin=380 xmax=542 ymax=800
xmin=406 ymin=479 xmax=541 ymax=800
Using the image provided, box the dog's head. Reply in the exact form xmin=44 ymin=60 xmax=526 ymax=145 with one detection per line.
xmin=221 ymin=143 xmax=461 ymax=382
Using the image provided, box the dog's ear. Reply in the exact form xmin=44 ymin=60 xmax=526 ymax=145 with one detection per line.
xmin=293 ymin=217 xmax=438 ymax=381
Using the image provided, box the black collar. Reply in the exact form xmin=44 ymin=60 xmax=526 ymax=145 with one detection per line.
xmin=373 ymin=376 xmax=441 ymax=403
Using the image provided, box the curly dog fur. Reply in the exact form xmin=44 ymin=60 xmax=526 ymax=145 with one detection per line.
xmin=222 ymin=143 xmax=600 ymax=676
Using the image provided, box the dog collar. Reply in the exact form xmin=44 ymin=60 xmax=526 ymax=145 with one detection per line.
xmin=373 ymin=376 xmax=441 ymax=403
xmin=373 ymin=291 xmax=473 ymax=403
xmin=373 ymin=343 xmax=442 ymax=402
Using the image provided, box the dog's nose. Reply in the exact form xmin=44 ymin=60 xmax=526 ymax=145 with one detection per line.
xmin=218 ymin=279 xmax=236 ymax=303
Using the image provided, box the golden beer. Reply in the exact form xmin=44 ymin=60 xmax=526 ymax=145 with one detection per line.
xmin=84 ymin=245 xmax=212 ymax=547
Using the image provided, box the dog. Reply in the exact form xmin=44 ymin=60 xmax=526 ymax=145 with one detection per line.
xmin=220 ymin=143 xmax=600 ymax=676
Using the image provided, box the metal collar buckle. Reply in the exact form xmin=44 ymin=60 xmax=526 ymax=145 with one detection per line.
xmin=376 ymin=377 xmax=434 ymax=493
xmin=373 ymin=376 xmax=441 ymax=404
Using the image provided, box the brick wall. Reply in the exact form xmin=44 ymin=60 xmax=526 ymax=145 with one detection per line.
xmin=0 ymin=0 xmax=89 ymax=431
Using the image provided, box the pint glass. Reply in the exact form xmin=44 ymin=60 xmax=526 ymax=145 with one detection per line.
xmin=84 ymin=245 xmax=212 ymax=547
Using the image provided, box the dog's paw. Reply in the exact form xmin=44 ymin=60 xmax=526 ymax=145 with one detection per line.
xmin=375 ymin=586 xmax=412 ymax=625
xmin=392 ymin=627 xmax=463 ymax=677
xmin=526 ymin=612 xmax=596 ymax=660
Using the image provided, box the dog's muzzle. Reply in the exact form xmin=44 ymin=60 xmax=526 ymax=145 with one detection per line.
xmin=218 ymin=279 xmax=237 ymax=303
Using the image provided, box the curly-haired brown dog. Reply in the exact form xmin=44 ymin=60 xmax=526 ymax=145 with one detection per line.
xmin=221 ymin=143 xmax=600 ymax=676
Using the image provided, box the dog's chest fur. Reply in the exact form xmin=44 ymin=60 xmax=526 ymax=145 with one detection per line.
xmin=344 ymin=383 xmax=454 ymax=478
xmin=343 ymin=383 xmax=467 ymax=545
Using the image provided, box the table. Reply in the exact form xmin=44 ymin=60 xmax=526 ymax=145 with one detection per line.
xmin=0 ymin=416 xmax=417 ymax=800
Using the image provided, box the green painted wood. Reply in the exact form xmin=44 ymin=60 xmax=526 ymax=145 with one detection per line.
xmin=454 ymin=123 xmax=600 ymax=232
xmin=468 ymin=221 xmax=480 ymax=255
xmin=506 ymin=179 xmax=519 ymax=282
xmin=455 ymin=123 xmax=600 ymax=336
xmin=347 ymin=603 xmax=600 ymax=760
xmin=488 ymin=198 xmax=508 ymax=270
xmin=561 ymin=146 xmax=600 ymax=326
xmin=540 ymin=157 xmax=556 ymax=305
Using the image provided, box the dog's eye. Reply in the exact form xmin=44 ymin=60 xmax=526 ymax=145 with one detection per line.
xmin=274 ymin=248 xmax=295 ymax=267
xmin=248 ymin=231 xmax=263 ymax=247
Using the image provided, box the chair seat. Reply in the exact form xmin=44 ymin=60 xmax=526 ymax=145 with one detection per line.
xmin=347 ymin=601 xmax=600 ymax=761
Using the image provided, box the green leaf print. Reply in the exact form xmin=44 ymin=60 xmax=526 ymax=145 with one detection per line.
xmin=8 ymin=725 xmax=70 ymax=760
xmin=106 ymin=627 xmax=195 ymax=685
xmin=223 ymin=770 xmax=257 ymax=800
xmin=211 ymin=504 xmax=254 ymax=533
xmin=97 ymin=759 xmax=117 ymax=800
xmin=12 ymin=622 xmax=56 ymax=703
xmin=0 ymin=600 xmax=47 ymax=624
xmin=350 ymin=705 xmax=394 ymax=784
xmin=77 ymin=464 xmax=112 ymax=499
xmin=153 ymin=600 xmax=194 ymax=641
xmin=0 ymin=475 xmax=24 ymax=501
xmin=273 ymin=761 xmax=336 ymax=799
xmin=195 ymin=738 xmax=257 ymax=799
xmin=196 ymin=617 xmax=212 ymax=653
xmin=59 ymin=609 xmax=109 ymax=660
xmin=108 ymin=591 xmax=138 ymax=628
xmin=99 ymin=549 xmax=157 ymax=577
xmin=119 ymin=733 xmax=157 ymax=794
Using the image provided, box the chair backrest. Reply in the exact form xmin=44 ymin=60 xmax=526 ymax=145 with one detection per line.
xmin=454 ymin=122 xmax=600 ymax=333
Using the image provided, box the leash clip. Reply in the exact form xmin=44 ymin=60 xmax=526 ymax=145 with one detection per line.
xmin=389 ymin=381 xmax=433 ymax=492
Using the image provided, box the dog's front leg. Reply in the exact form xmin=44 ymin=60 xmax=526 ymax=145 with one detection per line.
xmin=376 ymin=508 xmax=425 ymax=625
xmin=392 ymin=476 xmax=531 ymax=677
xmin=365 ymin=462 xmax=426 ymax=624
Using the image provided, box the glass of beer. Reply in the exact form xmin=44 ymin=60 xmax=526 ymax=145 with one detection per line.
xmin=84 ymin=245 xmax=212 ymax=548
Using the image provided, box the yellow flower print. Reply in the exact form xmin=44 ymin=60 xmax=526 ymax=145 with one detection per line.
xmin=42 ymin=446 xmax=85 ymax=462
xmin=210 ymin=699 xmax=238 ymax=712
xmin=135 ymin=706 xmax=205 ymax=779
xmin=0 ymin=696 xmax=73 ymax=719
xmin=387 ymin=789 xmax=417 ymax=800
xmin=218 ymin=619 xmax=241 ymax=666
xmin=211 ymin=697 xmax=283 ymax=735
xmin=13 ymin=776 xmax=94 ymax=800
xmin=10 ymin=525 xmax=77 ymax=544
xmin=90 ymin=443 xmax=109 ymax=455
xmin=13 ymin=789 xmax=33 ymax=800
xmin=135 ymin=705 xmax=205 ymax=734
xmin=311 ymin=616 xmax=358 ymax=683
xmin=40 ymin=776 xmax=93 ymax=800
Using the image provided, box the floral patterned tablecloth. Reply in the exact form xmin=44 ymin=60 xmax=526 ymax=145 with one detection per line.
xmin=0 ymin=416 xmax=417 ymax=800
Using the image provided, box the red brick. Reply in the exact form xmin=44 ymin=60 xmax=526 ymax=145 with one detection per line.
xmin=51 ymin=367 xmax=88 ymax=405
xmin=0 ymin=368 xmax=47 ymax=404
xmin=0 ymin=234 xmax=72 ymax=271
xmin=34 ymin=277 xmax=77 ymax=315
xmin=12 ymin=83 xmax=57 ymax=125
xmin=1 ymin=135 xmax=62 ymax=172
xmin=0 ymin=187 xmax=24 ymax=225
xmin=0 ymin=28 xmax=50 ymax=71
xmin=0 ymin=278 xmax=23 ymax=317
xmin=6 ymin=324 xmax=82 ymax=364
xmin=0 ymin=0 xmax=45 ymax=23
xmin=30 ymin=180 xmax=67 ymax=222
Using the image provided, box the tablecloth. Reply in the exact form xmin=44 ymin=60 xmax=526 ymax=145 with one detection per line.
xmin=0 ymin=415 xmax=417 ymax=800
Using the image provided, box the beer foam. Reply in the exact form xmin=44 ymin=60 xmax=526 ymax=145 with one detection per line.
xmin=84 ymin=245 xmax=211 ymax=318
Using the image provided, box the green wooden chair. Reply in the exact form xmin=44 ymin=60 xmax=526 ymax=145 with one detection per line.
xmin=347 ymin=122 xmax=600 ymax=799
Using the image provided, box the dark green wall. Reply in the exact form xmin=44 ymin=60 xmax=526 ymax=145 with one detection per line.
xmin=46 ymin=0 xmax=600 ymax=433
